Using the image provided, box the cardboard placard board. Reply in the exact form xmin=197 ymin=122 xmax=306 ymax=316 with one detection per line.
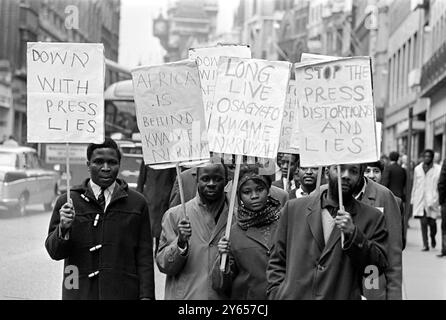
xmin=295 ymin=56 xmax=379 ymax=166
xmin=27 ymin=42 xmax=105 ymax=143
xmin=208 ymin=57 xmax=291 ymax=159
xmin=132 ymin=60 xmax=209 ymax=165
xmin=189 ymin=44 xmax=251 ymax=128
xmin=279 ymin=80 xmax=299 ymax=154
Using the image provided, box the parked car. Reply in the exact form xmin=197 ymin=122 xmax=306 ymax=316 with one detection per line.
xmin=0 ymin=146 xmax=60 ymax=216
xmin=115 ymin=139 xmax=143 ymax=190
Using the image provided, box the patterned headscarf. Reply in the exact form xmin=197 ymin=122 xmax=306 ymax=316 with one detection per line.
xmin=236 ymin=166 xmax=280 ymax=230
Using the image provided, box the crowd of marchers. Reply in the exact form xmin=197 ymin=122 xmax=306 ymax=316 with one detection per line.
xmin=45 ymin=138 xmax=446 ymax=300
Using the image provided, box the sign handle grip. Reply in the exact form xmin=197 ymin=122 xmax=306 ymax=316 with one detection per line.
xmin=220 ymin=154 xmax=242 ymax=272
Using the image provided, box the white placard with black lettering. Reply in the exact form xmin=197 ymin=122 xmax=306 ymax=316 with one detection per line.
xmin=279 ymin=80 xmax=299 ymax=154
xmin=132 ymin=60 xmax=208 ymax=165
xmin=295 ymin=57 xmax=379 ymax=166
xmin=208 ymin=57 xmax=291 ymax=159
xmin=189 ymin=44 xmax=251 ymax=128
xmin=27 ymin=42 xmax=104 ymax=143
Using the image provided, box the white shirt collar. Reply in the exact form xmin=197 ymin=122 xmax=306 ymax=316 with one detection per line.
xmin=89 ymin=180 xmax=116 ymax=200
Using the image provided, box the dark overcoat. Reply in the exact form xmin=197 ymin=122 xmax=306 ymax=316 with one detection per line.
xmin=267 ymin=192 xmax=388 ymax=300
xmin=45 ymin=179 xmax=154 ymax=300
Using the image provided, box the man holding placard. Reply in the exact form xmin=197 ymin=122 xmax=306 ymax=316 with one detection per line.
xmin=156 ymin=160 xmax=229 ymax=299
xmin=267 ymin=163 xmax=388 ymax=300
xmin=45 ymin=138 xmax=155 ymax=300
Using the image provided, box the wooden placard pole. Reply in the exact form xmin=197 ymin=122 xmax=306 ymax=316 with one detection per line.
xmin=66 ymin=143 xmax=70 ymax=202
xmin=220 ymin=154 xmax=242 ymax=272
xmin=337 ymin=164 xmax=345 ymax=246
xmin=175 ymin=162 xmax=187 ymax=219
xmin=285 ymin=155 xmax=292 ymax=192
xmin=316 ymin=165 xmax=323 ymax=197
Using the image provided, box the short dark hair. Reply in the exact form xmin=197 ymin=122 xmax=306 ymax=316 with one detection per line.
xmin=389 ymin=151 xmax=399 ymax=161
xmin=366 ymin=160 xmax=384 ymax=172
xmin=196 ymin=157 xmax=228 ymax=182
xmin=423 ymin=149 xmax=434 ymax=158
xmin=86 ymin=137 xmax=121 ymax=162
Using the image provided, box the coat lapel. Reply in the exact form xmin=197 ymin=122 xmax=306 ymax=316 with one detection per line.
xmin=306 ymin=196 xmax=325 ymax=253
xmin=245 ymin=227 xmax=270 ymax=250
xmin=209 ymin=200 xmax=229 ymax=244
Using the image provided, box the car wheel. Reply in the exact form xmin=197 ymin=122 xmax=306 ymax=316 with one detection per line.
xmin=16 ymin=193 xmax=27 ymax=217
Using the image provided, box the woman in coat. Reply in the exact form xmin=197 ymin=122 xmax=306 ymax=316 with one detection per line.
xmin=212 ymin=165 xmax=281 ymax=299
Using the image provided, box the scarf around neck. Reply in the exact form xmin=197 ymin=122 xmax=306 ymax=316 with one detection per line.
xmin=237 ymin=196 xmax=281 ymax=230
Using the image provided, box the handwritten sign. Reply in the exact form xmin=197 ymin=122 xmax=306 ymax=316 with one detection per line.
xmin=189 ymin=45 xmax=251 ymax=128
xmin=208 ymin=57 xmax=291 ymax=158
xmin=27 ymin=42 xmax=104 ymax=143
xmin=295 ymin=57 xmax=379 ymax=167
xmin=132 ymin=60 xmax=208 ymax=165
xmin=279 ymin=80 xmax=299 ymax=153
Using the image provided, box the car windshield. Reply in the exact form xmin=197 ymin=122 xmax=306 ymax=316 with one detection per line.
xmin=0 ymin=152 xmax=17 ymax=167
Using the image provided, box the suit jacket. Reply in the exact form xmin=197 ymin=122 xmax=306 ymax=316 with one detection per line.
xmin=357 ymin=178 xmax=403 ymax=300
xmin=266 ymin=192 xmax=388 ymax=300
xmin=382 ymin=163 xmax=407 ymax=201
xmin=136 ymin=161 xmax=177 ymax=238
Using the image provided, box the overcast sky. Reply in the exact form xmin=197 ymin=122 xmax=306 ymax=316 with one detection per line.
xmin=118 ymin=0 xmax=240 ymax=69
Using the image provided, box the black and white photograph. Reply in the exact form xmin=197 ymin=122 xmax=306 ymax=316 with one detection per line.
xmin=0 ymin=0 xmax=445 ymax=305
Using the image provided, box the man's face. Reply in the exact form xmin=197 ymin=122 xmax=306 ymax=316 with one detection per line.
xmin=328 ymin=164 xmax=362 ymax=198
xmin=365 ymin=166 xmax=382 ymax=183
xmin=297 ymin=166 xmax=318 ymax=189
xmin=87 ymin=148 xmax=120 ymax=188
xmin=279 ymin=154 xmax=298 ymax=179
xmin=423 ymin=152 xmax=433 ymax=165
xmin=197 ymin=164 xmax=226 ymax=202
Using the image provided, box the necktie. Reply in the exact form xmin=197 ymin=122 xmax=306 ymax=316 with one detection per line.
xmin=98 ymin=188 xmax=106 ymax=211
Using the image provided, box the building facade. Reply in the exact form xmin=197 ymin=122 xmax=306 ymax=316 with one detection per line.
xmin=154 ymin=0 xmax=218 ymax=62
xmin=421 ymin=0 xmax=446 ymax=161
xmin=0 ymin=0 xmax=121 ymax=145
xmin=235 ymin=0 xmax=292 ymax=60
xmin=277 ymin=0 xmax=310 ymax=64
xmin=383 ymin=0 xmax=426 ymax=159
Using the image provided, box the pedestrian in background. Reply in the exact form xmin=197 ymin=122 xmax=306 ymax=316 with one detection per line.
xmin=45 ymin=138 xmax=154 ymax=300
xmin=437 ymin=158 xmax=446 ymax=258
xmin=212 ymin=164 xmax=281 ymax=299
xmin=289 ymin=165 xmax=320 ymax=199
xmin=411 ymin=149 xmax=441 ymax=251
xmin=382 ymin=151 xmax=407 ymax=203
xmin=272 ymin=153 xmax=299 ymax=191
xmin=365 ymin=160 xmax=406 ymax=250
xmin=137 ymin=160 xmax=177 ymax=253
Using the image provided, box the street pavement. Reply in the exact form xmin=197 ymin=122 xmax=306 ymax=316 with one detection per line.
xmin=1 ymin=206 xmax=445 ymax=300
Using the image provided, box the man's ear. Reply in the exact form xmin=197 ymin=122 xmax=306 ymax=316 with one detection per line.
xmin=86 ymin=161 xmax=90 ymax=170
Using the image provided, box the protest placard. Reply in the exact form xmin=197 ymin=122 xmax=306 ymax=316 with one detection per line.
xmin=208 ymin=57 xmax=291 ymax=159
xmin=189 ymin=45 xmax=251 ymax=128
xmin=131 ymin=59 xmax=208 ymax=165
xmin=279 ymin=80 xmax=299 ymax=153
xmin=295 ymin=56 xmax=379 ymax=167
xmin=27 ymin=42 xmax=104 ymax=143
